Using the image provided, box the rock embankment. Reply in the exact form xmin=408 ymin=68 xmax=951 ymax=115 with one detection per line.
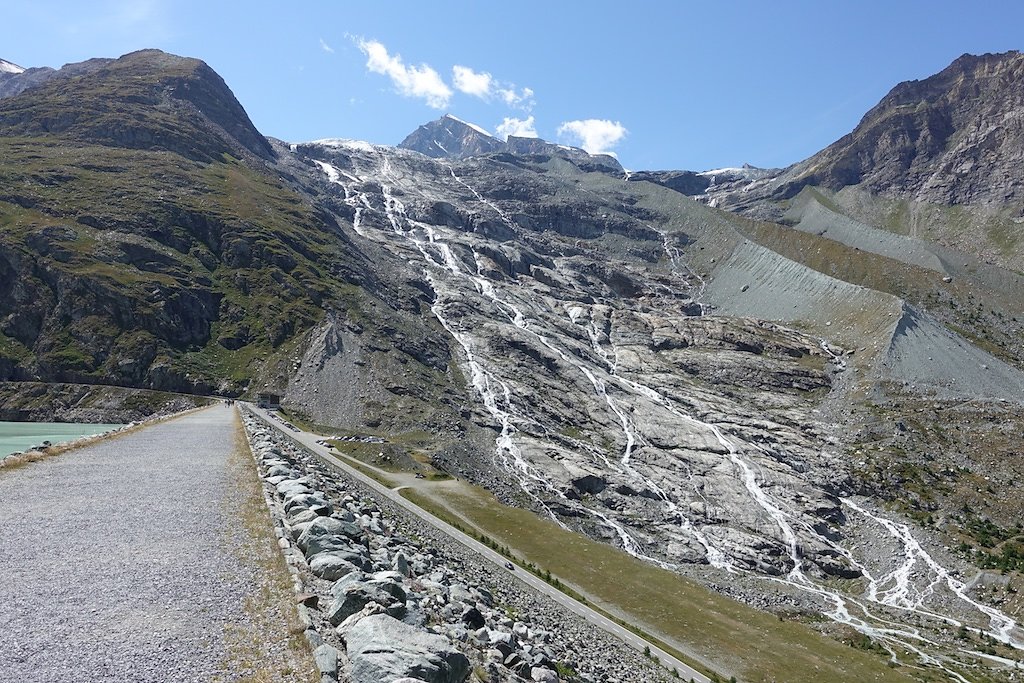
xmin=241 ymin=411 xmax=676 ymax=683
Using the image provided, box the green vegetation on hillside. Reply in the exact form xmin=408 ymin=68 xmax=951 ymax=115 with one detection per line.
xmin=0 ymin=134 xmax=362 ymax=393
xmin=397 ymin=479 xmax=935 ymax=683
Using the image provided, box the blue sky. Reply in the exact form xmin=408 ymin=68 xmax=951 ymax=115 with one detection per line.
xmin=5 ymin=1 xmax=1023 ymax=170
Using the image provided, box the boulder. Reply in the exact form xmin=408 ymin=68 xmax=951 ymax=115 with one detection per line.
xmin=305 ymin=534 xmax=365 ymax=559
xmin=266 ymin=464 xmax=294 ymax=478
xmin=328 ymin=583 xmax=406 ymax=626
xmin=570 ymin=474 xmax=607 ymax=494
xmin=284 ymin=492 xmax=333 ymax=516
xmin=394 ymin=551 xmax=411 ymax=577
xmin=313 ymin=644 xmax=338 ymax=678
xmin=368 ymin=577 xmax=408 ymax=604
xmin=337 ymin=601 xmax=388 ymax=631
xmin=460 ymin=607 xmax=485 ymax=630
xmin=341 ymin=614 xmax=471 ymax=683
xmin=286 ymin=507 xmax=321 ymax=526
xmin=448 ymin=584 xmax=473 ymax=605
xmin=531 ymin=667 xmax=558 ymax=683
xmin=474 ymin=586 xmax=493 ymax=606
xmin=309 ymin=553 xmax=362 ymax=581
xmin=277 ymin=480 xmax=312 ymax=497
xmin=331 ymin=571 xmax=370 ymax=597
xmin=297 ymin=517 xmax=365 ymax=553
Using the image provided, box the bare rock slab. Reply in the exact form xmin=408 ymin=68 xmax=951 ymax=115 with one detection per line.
xmin=342 ymin=613 xmax=471 ymax=683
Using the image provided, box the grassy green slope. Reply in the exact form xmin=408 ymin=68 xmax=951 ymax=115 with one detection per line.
xmin=0 ymin=50 xmax=421 ymax=398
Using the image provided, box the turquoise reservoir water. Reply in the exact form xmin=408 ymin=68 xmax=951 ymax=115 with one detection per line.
xmin=0 ymin=422 xmax=124 ymax=459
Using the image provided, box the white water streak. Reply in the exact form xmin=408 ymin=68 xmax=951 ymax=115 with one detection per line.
xmin=310 ymin=147 xmax=1020 ymax=680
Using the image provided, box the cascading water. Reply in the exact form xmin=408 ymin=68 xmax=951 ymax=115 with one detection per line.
xmin=307 ymin=144 xmax=1021 ymax=680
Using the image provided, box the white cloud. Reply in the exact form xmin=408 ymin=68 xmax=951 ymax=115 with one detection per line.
xmin=497 ymin=86 xmax=535 ymax=111
xmin=452 ymin=65 xmax=492 ymax=98
xmin=556 ymin=119 xmax=628 ymax=156
xmin=319 ymin=38 xmax=334 ymax=53
xmin=496 ymin=116 xmax=538 ymax=140
xmin=355 ymin=38 xmax=452 ymax=109
xmin=454 ymin=65 xmax=533 ymax=111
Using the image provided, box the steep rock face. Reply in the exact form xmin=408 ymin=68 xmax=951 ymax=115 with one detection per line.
xmin=296 ymin=140 xmax=852 ymax=579
xmin=778 ymin=51 xmax=1024 ymax=206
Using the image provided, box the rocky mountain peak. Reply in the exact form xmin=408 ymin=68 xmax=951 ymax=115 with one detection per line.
xmin=399 ymin=114 xmax=624 ymax=173
xmin=779 ymin=49 xmax=1024 ymax=205
xmin=0 ymin=48 xmax=274 ymax=162
xmin=398 ymin=113 xmax=504 ymax=159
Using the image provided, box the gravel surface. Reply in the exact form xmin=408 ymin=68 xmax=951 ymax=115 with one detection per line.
xmin=0 ymin=404 xmax=272 ymax=683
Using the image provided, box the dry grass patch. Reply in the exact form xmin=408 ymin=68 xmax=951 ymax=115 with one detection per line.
xmin=400 ymin=479 xmax=940 ymax=683
xmin=220 ymin=409 xmax=316 ymax=683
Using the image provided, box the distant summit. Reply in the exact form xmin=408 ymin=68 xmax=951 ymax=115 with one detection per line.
xmin=399 ymin=114 xmax=504 ymax=159
xmin=0 ymin=57 xmax=52 ymax=100
xmin=0 ymin=58 xmax=24 ymax=74
xmin=399 ymin=114 xmax=624 ymax=173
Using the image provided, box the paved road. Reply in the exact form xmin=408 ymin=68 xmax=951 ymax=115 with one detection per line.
xmin=248 ymin=405 xmax=712 ymax=683
xmin=0 ymin=405 xmax=292 ymax=683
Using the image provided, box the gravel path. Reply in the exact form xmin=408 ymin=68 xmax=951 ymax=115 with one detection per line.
xmin=0 ymin=404 xmax=285 ymax=683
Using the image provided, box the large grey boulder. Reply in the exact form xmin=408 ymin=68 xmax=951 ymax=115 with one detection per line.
xmin=277 ymin=479 xmax=311 ymax=497
xmin=341 ymin=614 xmax=471 ymax=683
xmin=304 ymin=534 xmax=367 ymax=560
xmin=328 ymin=583 xmax=406 ymax=625
xmin=331 ymin=571 xmax=370 ymax=597
xmin=309 ymin=553 xmax=363 ymax=580
xmin=531 ymin=667 xmax=558 ymax=683
xmin=284 ymin=492 xmax=333 ymax=516
xmin=297 ymin=517 xmax=365 ymax=553
xmin=313 ymin=644 xmax=339 ymax=679
xmin=286 ymin=507 xmax=321 ymax=526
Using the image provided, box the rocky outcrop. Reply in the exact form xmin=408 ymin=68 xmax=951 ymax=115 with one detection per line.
xmin=777 ymin=51 xmax=1024 ymax=207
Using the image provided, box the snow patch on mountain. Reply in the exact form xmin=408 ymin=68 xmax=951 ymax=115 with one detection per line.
xmin=698 ymin=164 xmax=775 ymax=181
xmin=444 ymin=113 xmax=492 ymax=137
xmin=307 ymin=137 xmax=377 ymax=153
xmin=0 ymin=58 xmax=25 ymax=75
